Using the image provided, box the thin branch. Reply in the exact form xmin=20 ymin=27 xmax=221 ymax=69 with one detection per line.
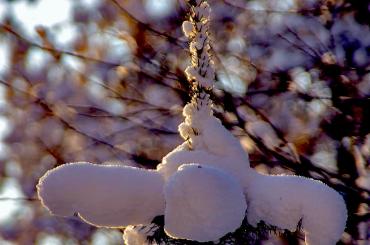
xmin=0 ymin=197 xmax=38 ymax=202
xmin=108 ymin=0 xmax=184 ymax=47
xmin=218 ymin=90 xmax=370 ymax=205
xmin=277 ymin=33 xmax=317 ymax=59
xmin=0 ymin=24 xmax=120 ymax=67
xmin=223 ymin=0 xmax=317 ymax=15
xmin=0 ymin=79 xmax=129 ymax=158
xmin=286 ymin=27 xmax=322 ymax=58
xmin=239 ymin=97 xmax=291 ymax=147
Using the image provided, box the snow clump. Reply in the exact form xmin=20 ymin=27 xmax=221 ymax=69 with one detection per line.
xmin=37 ymin=162 xmax=165 ymax=227
xmin=164 ymin=164 xmax=247 ymax=242
xmin=245 ymin=174 xmax=347 ymax=245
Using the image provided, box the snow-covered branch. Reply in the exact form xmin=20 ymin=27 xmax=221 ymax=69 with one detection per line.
xmin=183 ymin=0 xmax=215 ymax=90
xmin=36 ymin=1 xmax=348 ymax=245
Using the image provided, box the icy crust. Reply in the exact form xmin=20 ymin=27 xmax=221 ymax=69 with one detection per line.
xmin=164 ymin=164 xmax=247 ymax=242
xmin=37 ymin=162 xmax=165 ymax=227
xmin=245 ymin=174 xmax=347 ymax=245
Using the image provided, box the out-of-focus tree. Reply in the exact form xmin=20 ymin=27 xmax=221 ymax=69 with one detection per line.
xmin=0 ymin=0 xmax=368 ymax=244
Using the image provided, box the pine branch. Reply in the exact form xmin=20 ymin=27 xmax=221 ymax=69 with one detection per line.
xmin=145 ymin=215 xmax=302 ymax=245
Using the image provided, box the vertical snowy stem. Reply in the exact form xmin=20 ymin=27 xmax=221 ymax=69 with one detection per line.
xmin=183 ymin=0 xmax=215 ymax=110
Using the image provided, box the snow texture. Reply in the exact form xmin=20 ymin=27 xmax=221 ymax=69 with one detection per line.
xmin=37 ymin=162 xmax=165 ymax=227
xmin=183 ymin=0 xmax=214 ymax=89
xmin=245 ymin=174 xmax=347 ymax=245
xmin=157 ymin=101 xmax=251 ymax=185
xmin=164 ymin=164 xmax=247 ymax=242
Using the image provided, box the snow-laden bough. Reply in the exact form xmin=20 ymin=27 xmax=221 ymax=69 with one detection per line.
xmin=37 ymin=0 xmax=347 ymax=244
xmin=37 ymin=162 xmax=165 ymax=227
xmin=164 ymin=95 xmax=348 ymax=245
xmin=245 ymin=174 xmax=347 ymax=245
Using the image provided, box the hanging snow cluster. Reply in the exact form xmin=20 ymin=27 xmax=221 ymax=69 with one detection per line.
xmin=37 ymin=0 xmax=347 ymax=244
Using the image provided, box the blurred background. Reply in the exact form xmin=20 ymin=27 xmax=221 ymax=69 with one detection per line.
xmin=0 ymin=0 xmax=369 ymax=244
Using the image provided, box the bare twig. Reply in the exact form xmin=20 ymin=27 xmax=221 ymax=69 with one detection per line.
xmin=109 ymin=0 xmax=185 ymax=47
xmin=0 ymin=24 xmax=120 ymax=67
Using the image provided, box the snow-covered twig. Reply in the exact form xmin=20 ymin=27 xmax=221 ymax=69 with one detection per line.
xmin=183 ymin=0 xmax=215 ymax=115
xmin=184 ymin=0 xmax=215 ymax=89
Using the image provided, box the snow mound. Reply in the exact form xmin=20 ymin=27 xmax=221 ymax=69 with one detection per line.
xmin=158 ymin=101 xmax=250 ymax=184
xmin=157 ymin=144 xmax=250 ymax=186
xmin=182 ymin=101 xmax=248 ymax=158
xmin=245 ymin=174 xmax=347 ymax=245
xmin=164 ymin=164 xmax=247 ymax=242
xmin=37 ymin=162 xmax=165 ymax=227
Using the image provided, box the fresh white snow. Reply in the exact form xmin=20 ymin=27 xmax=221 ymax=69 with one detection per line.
xmin=158 ymin=100 xmax=251 ymax=184
xmin=164 ymin=164 xmax=247 ymax=242
xmin=245 ymin=174 xmax=347 ymax=245
xmin=159 ymin=94 xmax=347 ymax=245
xmin=183 ymin=0 xmax=214 ymax=89
xmin=37 ymin=162 xmax=165 ymax=227
xmin=37 ymin=0 xmax=348 ymax=244
xmin=37 ymin=93 xmax=348 ymax=245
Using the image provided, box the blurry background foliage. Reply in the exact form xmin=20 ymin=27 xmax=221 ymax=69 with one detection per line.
xmin=0 ymin=0 xmax=369 ymax=244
